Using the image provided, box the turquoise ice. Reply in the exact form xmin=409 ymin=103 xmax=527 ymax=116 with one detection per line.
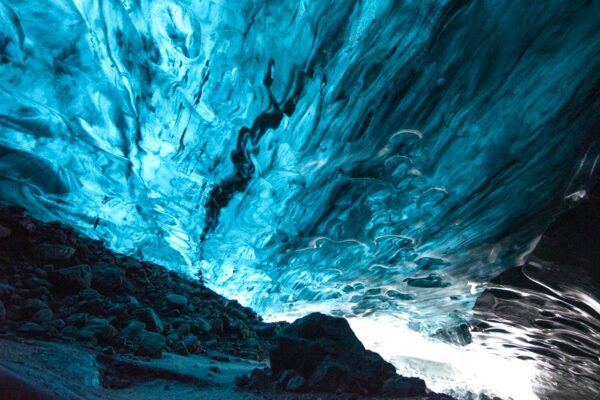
xmin=1 ymin=0 xmax=599 ymax=335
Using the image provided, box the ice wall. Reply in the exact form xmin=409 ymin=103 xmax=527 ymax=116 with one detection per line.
xmin=1 ymin=0 xmax=599 ymax=334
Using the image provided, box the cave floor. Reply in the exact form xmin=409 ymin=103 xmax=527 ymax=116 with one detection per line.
xmin=0 ymin=336 xmax=449 ymax=399
xmin=0 ymin=336 xmax=271 ymax=400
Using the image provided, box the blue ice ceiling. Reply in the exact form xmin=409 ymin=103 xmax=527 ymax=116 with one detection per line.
xmin=1 ymin=0 xmax=599 ymax=333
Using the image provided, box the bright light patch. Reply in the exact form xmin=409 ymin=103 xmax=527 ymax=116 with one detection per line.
xmin=349 ymin=316 xmax=541 ymax=400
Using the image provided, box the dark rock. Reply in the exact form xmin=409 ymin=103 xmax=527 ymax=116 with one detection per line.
xmin=190 ymin=317 xmax=212 ymax=336
xmin=80 ymin=323 xmax=118 ymax=341
xmin=52 ymin=265 xmax=92 ymax=291
xmin=257 ymin=322 xmax=284 ymax=338
xmin=0 ymin=283 xmax=15 ymax=300
xmin=61 ymin=325 xmax=79 ymax=338
xmin=182 ymin=334 xmax=199 ymax=352
xmin=21 ymin=287 xmax=50 ymax=299
xmin=5 ymin=305 xmax=22 ymax=321
xmin=50 ymin=319 xmax=65 ymax=330
xmin=17 ymin=322 xmax=46 ymax=336
xmin=31 ymin=308 xmax=53 ymax=323
xmin=78 ymin=288 xmax=101 ymax=301
xmin=270 ymin=313 xmax=396 ymax=394
xmin=434 ymin=322 xmax=472 ymax=346
xmin=23 ymin=277 xmax=50 ymax=289
xmin=121 ymin=320 xmax=145 ymax=339
xmin=37 ymin=243 xmax=76 ymax=260
xmin=246 ymin=367 xmax=273 ymax=390
xmin=286 ymin=375 xmax=306 ymax=392
xmin=78 ymin=327 xmax=96 ymax=341
xmin=175 ymin=323 xmax=190 ymax=336
xmin=91 ymin=264 xmax=125 ymax=293
xmin=135 ymin=330 xmax=166 ymax=358
xmin=66 ymin=313 xmax=88 ymax=328
xmin=0 ymin=300 xmax=5 ymax=321
xmin=381 ymin=376 xmax=427 ymax=397
xmin=22 ymin=299 xmax=47 ymax=312
xmin=0 ymin=224 xmax=11 ymax=238
xmin=165 ymin=293 xmax=187 ymax=310
xmin=75 ymin=299 xmax=104 ymax=314
xmin=135 ymin=308 xmax=164 ymax=333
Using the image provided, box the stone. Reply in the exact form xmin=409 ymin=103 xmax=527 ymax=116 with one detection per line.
xmin=270 ymin=313 xmax=396 ymax=394
xmin=190 ymin=317 xmax=212 ymax=336
xmin=22 ymin=287 xmax=50 ymax=299
xmin=32 ymin=308 xmax=53 ymax=323
xmin=245 ymin=368 xmax=273 ymax=390
xmin=182 ymin=334 xmax=199 ymax=352
xmin=0 ymin=224 xmax=11 ymax=238
xmin=23 ymin=277 xmax=50 ymax=289
xmin=136 ymin=330 xmax=166 ymax=358
xmin=61 ymin=325 xmax=79 ymax=338
xmin=286 ymin=375 xmax=306 ymax=392
xmin=17 ymin=322 xmax=46 ymax=336
xmin=52 ymin=265 xmax=92 ymax=291
xmin=22 ymin=299 xmax=47 ymax=311
xmin=121 ymin=320 xmax=145 ymax=339
xmin=165 ymin=293 xmax=187 ymax=310
xmin=5 ymin=305 xmax=22 ymax=321
xmin=176 ymin=323 xmax=190 ymax=336
xmin=78 ymin=327 xmax=96 ymax=341
xmin=91 ymin=263 xmax=125 ymax=293
xmin=135 ymin=308 xmax=164 ymax=333
xmin=78 ymin=288 xmax=100 ymax=301
xmin=381 ymin=376 xmax=427 ymax=397
xmin=0 ymin=283 xmax=15 ymax=300
xmin=37 ymin=243 xmax=76 ymax=260
xmin=66 ymin=313 xmax=88 ymax=327
xmin=81 ymin=323 xmax=118 ymax=340
xmin=51 ymin=318 xmax=66 ymax=330
xmin=75 ymin=299 xmax=104 ymax=314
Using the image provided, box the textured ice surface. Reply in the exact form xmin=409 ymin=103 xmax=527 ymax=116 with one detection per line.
xmin=1 ymin=0 xmax=599 ymax=335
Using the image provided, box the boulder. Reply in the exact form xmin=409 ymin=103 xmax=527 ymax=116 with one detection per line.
xmin=165 ymin=294 xmax=187 ymax=310
xmin=134 ymin=308 xmax=164 ymax=333
xmin=51 ymin=265 xmax=92 ymax=291
xmin=80 ymin=322 xmax=118 ymax=341
xmin=381 ymin=376 xmax=427 ymax=397
xmin=37 ymin=243 xmax=76 ymax=260
xmin=17 ymin=322 xmax=46 ymax=336
xmin=32 ymin=308 xmax=53 ymax=323
xmin=78 ymin=288 xmax=100 ymax=301
xmin=121 ymin=320 xmax=146 ymax=339
xmin=269 ymin=313 xmax=396 ymax=394
xmin=135 ymin=330 xmax=166 ymax=358
xmin=0 ymin=283 xmax=15 ymax=300
xmin=91 ymin=263 xmax=125 ymax=293
xmin=0 ymin=224 xmax=11 ymax=238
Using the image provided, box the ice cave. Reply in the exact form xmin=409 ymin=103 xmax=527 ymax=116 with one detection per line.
xmin=0 ymin=1 xmax=599 ymax=399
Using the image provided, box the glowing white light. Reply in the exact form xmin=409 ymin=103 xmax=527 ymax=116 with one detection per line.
xmin=348 ymin=315 xmax=541 ymax=400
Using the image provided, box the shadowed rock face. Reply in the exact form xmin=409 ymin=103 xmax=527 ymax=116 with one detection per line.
xmin=0 ymin=206 xmax=276 ymax=364
xmin=271 ymin=313 xmax=396 ymax=394
xmin=241 ymin=312 xmax=454 ymax=398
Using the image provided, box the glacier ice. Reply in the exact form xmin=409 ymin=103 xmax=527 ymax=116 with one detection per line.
xmin=0 ymin=0 xmax=599 ymax=337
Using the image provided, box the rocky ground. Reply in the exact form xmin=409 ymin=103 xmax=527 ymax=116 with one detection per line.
xmin=0 ymin=206 xmax=453 ymax=399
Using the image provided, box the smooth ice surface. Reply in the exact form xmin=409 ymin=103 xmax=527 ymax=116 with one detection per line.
xmin=1 ymin=0 xmax=599 ymax=339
